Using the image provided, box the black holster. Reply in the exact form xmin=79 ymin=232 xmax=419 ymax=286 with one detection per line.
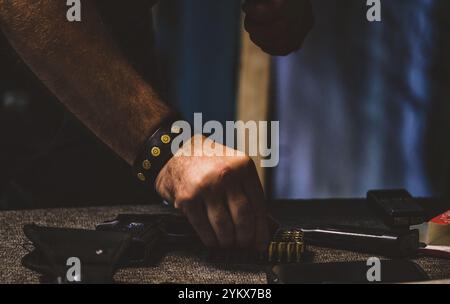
xmin=22 ymin=224 xmax=131 ymax=284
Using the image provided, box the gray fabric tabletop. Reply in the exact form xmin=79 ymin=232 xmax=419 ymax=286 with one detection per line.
xmin=0 ymin=204 xmax=449 ymax=283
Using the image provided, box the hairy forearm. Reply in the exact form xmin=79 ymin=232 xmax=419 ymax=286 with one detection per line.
xmin=0 ymin=0 xmax=172 ymax=164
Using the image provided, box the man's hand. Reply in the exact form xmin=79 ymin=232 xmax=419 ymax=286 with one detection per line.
xmin=243 ymin=0 xmax=314 ymax=56
xmin=156 ymin=135 xmax=269 ymax=250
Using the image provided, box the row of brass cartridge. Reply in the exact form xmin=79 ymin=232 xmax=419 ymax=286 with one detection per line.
xmin=268 ymin=229 xmax=305 ymax=263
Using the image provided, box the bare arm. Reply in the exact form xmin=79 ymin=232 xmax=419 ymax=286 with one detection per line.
xmin=0 ymin=0 xmax=271 ymax=250
xmin=0 ymin=0 xmax=172 ymax=164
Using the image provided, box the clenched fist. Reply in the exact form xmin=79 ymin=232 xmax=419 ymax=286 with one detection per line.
xmin=156 ymin=135 xmax=269 ymax=250
xmin=243 ymin=0 xmax=314 ymax=56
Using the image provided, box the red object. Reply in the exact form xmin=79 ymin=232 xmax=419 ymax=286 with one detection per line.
xmin=431 ymin=211 xmax=450 ymax=225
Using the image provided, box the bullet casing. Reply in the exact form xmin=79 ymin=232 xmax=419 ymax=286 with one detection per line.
xmin=268 ymin=229 xmax=305 ymax=263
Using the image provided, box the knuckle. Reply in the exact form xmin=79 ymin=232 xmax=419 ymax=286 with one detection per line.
xmin=174 ymin=192 xmax=198 ymax=211
xmin=192 ymin=177 xmax=208 ymax=192
xmin=242 ymin=155 xmax=253 ymax=166
xmin=212 ymin=215 xmax=232 ymax=230
xmin=173 ymin=199 xmax=189 ymax=212
xmin=216 ymin=165 xmax=235 ymax=184
xmin=173 ymin=199 xmax=184 ymax=210
xmin=235 ymin=202 xmax=253 ymax=222
xmin=211 ymin=215 xmax=234 ymax=246
xmin=231 ymin=155 xmax=253 ymax=172
xmin=178 ymin=193 xmax=195 ymax=204
xmin=239 ymin=155 xmax=255 ymax=171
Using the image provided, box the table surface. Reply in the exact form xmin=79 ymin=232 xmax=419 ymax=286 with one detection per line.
xmin=1 ymin=204 xmax=449 ymax=284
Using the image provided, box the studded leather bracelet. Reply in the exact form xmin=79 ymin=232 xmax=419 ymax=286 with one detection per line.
xmin=133 ymin=116 xmax=186 ymax=188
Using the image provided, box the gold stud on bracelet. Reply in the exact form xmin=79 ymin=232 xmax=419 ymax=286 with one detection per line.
xmin=161 ymin=135 xmax=171 ymax=144
xmin=151 ymin=147 xmax=161 ymax=157
xmin=142 ymin=160 xmax=151 ymax=170
xmin=137 ymin=173 xmax=146 ymax=182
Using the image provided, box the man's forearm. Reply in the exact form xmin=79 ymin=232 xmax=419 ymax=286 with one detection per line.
xmin=0 ymin=0 xmax=172 ymax=164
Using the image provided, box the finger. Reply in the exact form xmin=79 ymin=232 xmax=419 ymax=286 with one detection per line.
xmin=242 ymin=0 xmax=287 ymax=23
xmin=203 ymin=191 xmax=235 ymax=248
xmin=182 ymin=200 xmax=218 ymax=248
xmin=242 ymin=161 xmax=269 ymax=251
xmin=226 ymin=183 xmax=255 ymax=248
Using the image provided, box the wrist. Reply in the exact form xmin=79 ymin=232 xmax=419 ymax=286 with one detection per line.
xmin=132 ymin=115 xmax=187 ymax=189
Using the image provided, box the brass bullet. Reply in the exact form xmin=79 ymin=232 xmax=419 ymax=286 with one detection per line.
xmin=277 ymin=242 xmax=287 ymax=263
xmin=295 ymin=243 xmax=303 ymax=262
xmin=282 ymin=231 xmax=292 ymax=242
xmin=142 ymin=160 xmax=151 ymax=170
xmin=294 ymin=230 xmax=303 ymax=241
xmin=137 ymin=173 xmax=146 ymax=182
xmin=161 ymin=134 xmax=171 ymax=144
xmin=287 ymin=243 xmax=294 ymax=263
xmin=268 ymin=242 xmax=276 ymax=262
xmin=269 ymin=229 xmax=305 ymax=263
xmin=151 ymin=147 xmax=161 ymax=157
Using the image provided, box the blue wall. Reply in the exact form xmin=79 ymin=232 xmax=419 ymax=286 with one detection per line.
xmin=154 ymin=0 xmax=241 ymax=124
xmin=273 ymin=0 xmax=450 ymax=198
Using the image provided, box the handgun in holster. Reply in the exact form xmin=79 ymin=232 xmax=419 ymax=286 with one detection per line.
xmin=95 ymin=213 xmax=203 ymax=265
xmin=22 ymin=224 xmax=132 ymax=284
xmin=96 ymin=214 xmax=269 ymax=266
xmin=21 ymin=213 xmax=202 ymax=283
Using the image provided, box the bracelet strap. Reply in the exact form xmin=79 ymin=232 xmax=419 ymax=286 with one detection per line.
xmin=133 ymin=116 xmax=185 ymax=188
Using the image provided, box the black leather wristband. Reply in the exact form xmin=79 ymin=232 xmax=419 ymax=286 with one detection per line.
xmin=133 ymin=116 xmax=186 ymax=188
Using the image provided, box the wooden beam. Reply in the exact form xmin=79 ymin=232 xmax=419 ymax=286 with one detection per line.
xmin=236 ymin=18 xmax=272 ymax=187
